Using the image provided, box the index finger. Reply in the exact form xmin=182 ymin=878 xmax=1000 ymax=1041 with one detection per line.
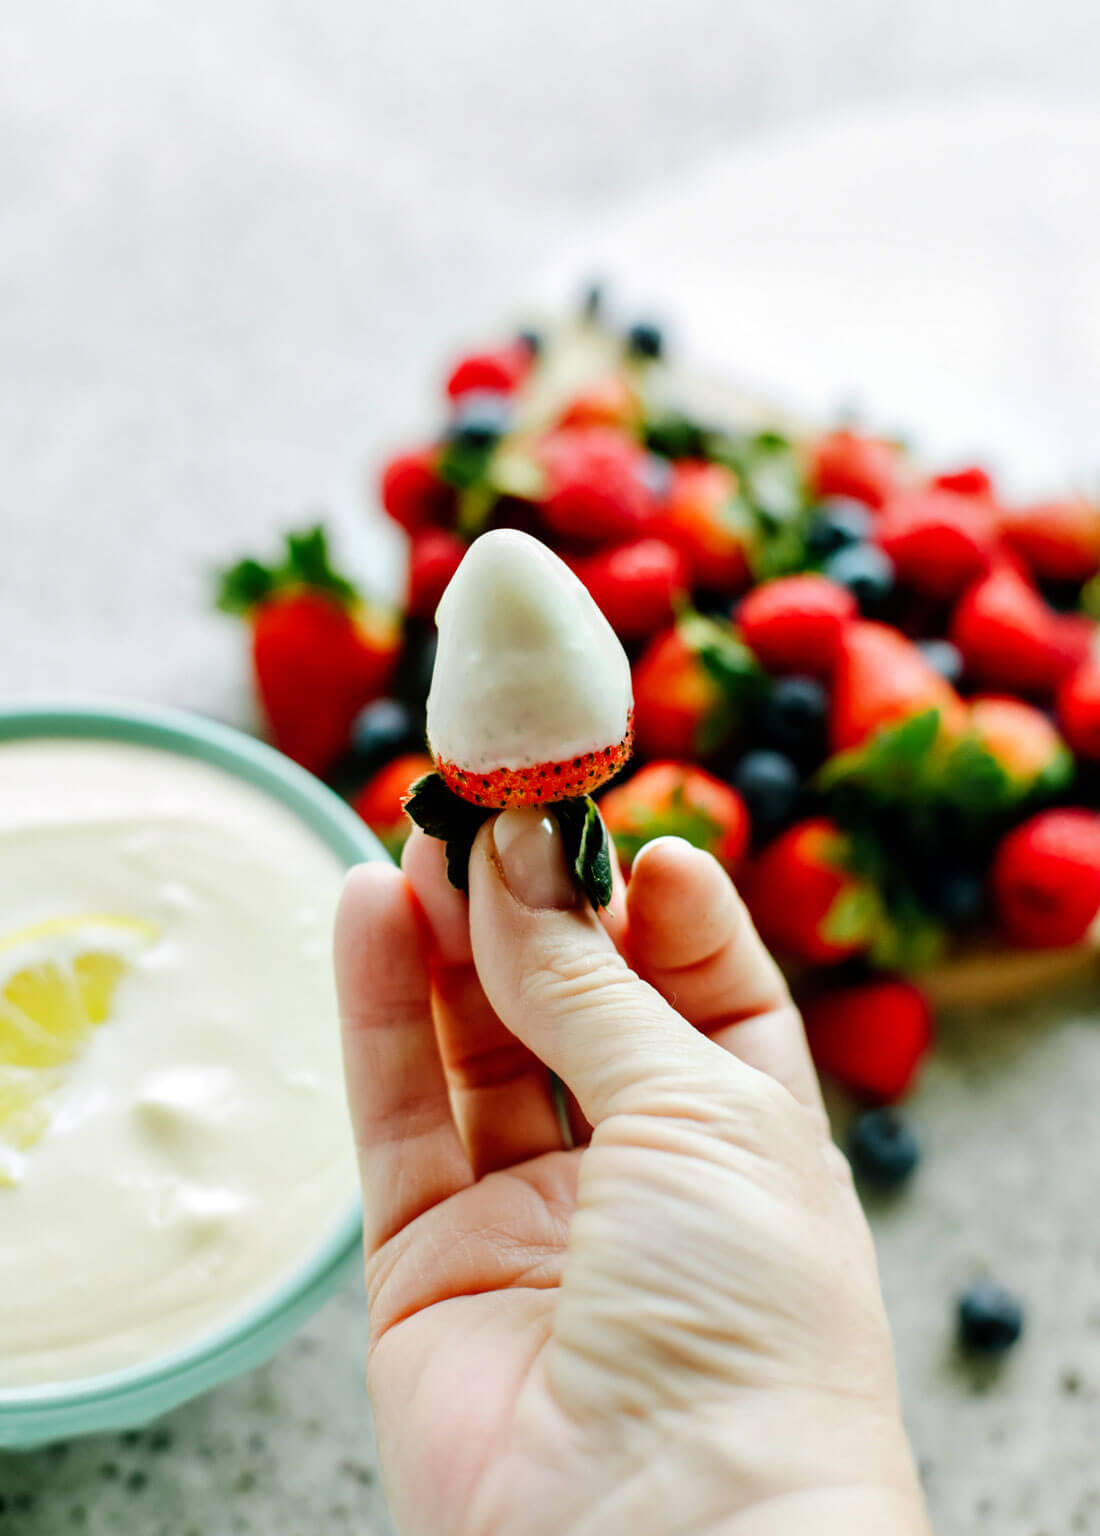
xmin=626 ymin=837 xmax=825 ymax=1117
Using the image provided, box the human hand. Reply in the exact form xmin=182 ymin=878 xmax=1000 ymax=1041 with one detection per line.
xmin=335 ymin=810 xmax=931 ymax=1536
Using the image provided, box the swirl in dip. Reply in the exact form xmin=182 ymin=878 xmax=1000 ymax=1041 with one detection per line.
xmin=0 ymin=736 xmax=357 ymax=1389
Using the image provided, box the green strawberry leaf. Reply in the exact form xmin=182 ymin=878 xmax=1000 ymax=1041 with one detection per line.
xmin=282 ymin=526 xmax=359 ymax=604
xmin=552 ymin=797 xmax=614 ymax=911
xmin=403 ymin=772 xmax=490 ymax=894
xmin=820 ymin=884 xmax=883 ymax=947
xmin=216 ymin=557 xmax=278 ymax=614
xmin=403 ymin=775 xmax=613 ymax=909
xmin=439 ymin=437 xmax=495 ymax=492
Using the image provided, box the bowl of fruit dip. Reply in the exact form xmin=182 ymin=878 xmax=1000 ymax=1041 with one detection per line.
xmin=0 ymin=699 xmax=380 ymax=1449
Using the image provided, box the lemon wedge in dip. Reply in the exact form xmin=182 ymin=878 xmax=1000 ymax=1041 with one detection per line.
xmin=0 ymin=914 xmax=158 ymax=1183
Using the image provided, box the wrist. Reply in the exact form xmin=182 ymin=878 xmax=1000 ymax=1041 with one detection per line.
xmin=571 ymin=1388 xmax=929 ymax=1536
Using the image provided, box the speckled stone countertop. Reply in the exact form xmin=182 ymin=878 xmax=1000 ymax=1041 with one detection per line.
xmin=4 ymin=4 xmax=1100 ymax=1533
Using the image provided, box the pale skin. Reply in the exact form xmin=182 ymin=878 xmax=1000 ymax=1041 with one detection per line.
xmin=334 ymin=811 xmax=933 ymax=1536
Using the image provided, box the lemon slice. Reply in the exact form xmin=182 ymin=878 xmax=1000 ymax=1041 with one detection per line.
xmin=0 ymin=914 xmax=159 ymax=1183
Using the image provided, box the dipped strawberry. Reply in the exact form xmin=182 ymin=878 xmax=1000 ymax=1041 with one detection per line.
xmin=406 ymin=530 xmax=634 ymax=905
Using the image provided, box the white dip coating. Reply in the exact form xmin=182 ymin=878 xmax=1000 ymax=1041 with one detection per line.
xmin=0 ymin=738 xmax=357 ymax=1389
xmin=426 ymin=529 xmax=633 ymax=772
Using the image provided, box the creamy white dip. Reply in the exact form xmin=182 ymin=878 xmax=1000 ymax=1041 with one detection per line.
xmin=0 ymin=738 xmax=357 ymax=1389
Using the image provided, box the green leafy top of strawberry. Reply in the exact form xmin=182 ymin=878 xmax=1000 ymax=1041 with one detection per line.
xmin=404 ymin=771 xmax=613 ymax=909
xmin=819 ymin=707 xmax=1071 ymax=816
xmin=216 ymin=525 xmax=358 ymax=615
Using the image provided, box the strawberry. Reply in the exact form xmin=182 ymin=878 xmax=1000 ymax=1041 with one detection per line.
xmin=1000 ymin=498 xmax=1100 ymax=584
xmin=802 ymin=980 xmax=933 ymax=1101
xmin=950 ymin=564 xmax=1075 ymax=695
xmin=559 ymin=374 xmax=642 ymax=431
xmin=967 ymin=696 xmax=1070 ymax=792
xmin=1057 ymin=657 xmax=1100 ymax=759
xmin=737 ymin=574 xmax=856 ymax=677
xmin=930 ymin=466 xmax=995 ymax=499
xmin=831 ymin=621 xmax=967 ymax=753
xmin=601 ymin=762 xmax=749 ymax=875
xmin=426 ymin=530 xmax=636 ymax=810
xmin=657 ymin=460 xmax=752 ymax=592
xmin=407 ymin=529 xmax=467 ymax=622
xmin=538 ymin=426 xmax=656 ymax=544
xmin=217 ymin=527 xmax=401 ymax=775
xmin=991 ymin=809 xmax=1100 ymax=948
xmin=632 ymin=614 xmax=760 ymax=761
xmin=379 ymin=447 xmax=455 ymax=532
xmin=570 ymin=537 xmax=688 ymax=641
xmin=353 ymin=752 xmax=435 ymax=859
xmin=877 ymin=488 xmax=997 ymax=599
xmin=743 ymin=817 xmax=877 ymax=965
xmin=807 ymin=430 xmax=903 ymax=510
xmin=445 ymin=343 xmax=531 ymax=400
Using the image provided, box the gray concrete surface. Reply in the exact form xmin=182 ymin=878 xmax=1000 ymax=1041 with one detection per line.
xmin=3 ymin=4 xmax=1100 ymax=1534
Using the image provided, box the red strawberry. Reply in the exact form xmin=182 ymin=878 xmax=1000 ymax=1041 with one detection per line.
xmin=407 ymin=529 xmax=467 ymax=621
xmin=658 ymin=460 xmax=752 ymax=592
xmin=744 ymin=817 xmax=876 ymax=965
xmin=950 ymin=565 xmax=1075 ymax=695
xmin=538 ymin=427 xmax=656 ymax=544
xmin=930 ymin=465 xmax=995 ymax=499
xmin=991 ymin=809 xmax=1100 ymax=948
xmin=217 ymin=527 xmax=401 ymax=775
xmin=1000 ymin=498 xmax=1100 ymax=583
xmin=379 ymin=447 xmax=455 ymax=532
xmin=445 ymin=343 xmax=531 ymax=400
xmin=807 ymin=430 xmax=903 ymax=509
xmin=1057 ymin=657 xmax=1100 ymax=759
xmin=831 ymin=621 xmax=967 ymax=753
xmin=353 ymin=752 xmax=435 ymax=859
xmin=632 ymin=615 xmax=756 ymax=760
xmin=558 ymin=374 xmax=641 ymax=431
xmin=570 ymin=537 xmax=688 ymax=641
xmin=967 ymin=696 xmax=1070 ymax=791
xmin=601 ymin=762 xmax=749 ymax=875
xmin=802 ymin=980 xmax=933 ymax=1102
xmin=737 ymin=574 xmax=856 ymax=677
xmin=877 ymin=488 xmax=997 ymax=598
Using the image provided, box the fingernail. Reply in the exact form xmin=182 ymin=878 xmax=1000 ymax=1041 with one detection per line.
xmin=630 ymin=834 xmax=694 ymax=873
xmin=493 ymin=808 xmax=577 ymax=910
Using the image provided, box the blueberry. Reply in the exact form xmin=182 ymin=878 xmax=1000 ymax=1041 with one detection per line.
xmin=626 ymin=320 xmax=664 ymax=360
xmin=922 ymin=864 xmax=985 ymax=926
xmin=849 ymin=1108 xmax=920 ymax=1189
xmin=957 ymin=1281 xmax=1025 ymax=1355
xmin=806 ymin=498 xmax=873 ymax=559
xmin=347 ymin=699 xmax=418 ymax=771
xmin=917 ymin=638 xmax=965 ymax=686
xmin=446 ymin=390 xmax=511 ymax=450
xmin=822 ymin=543 xmax=896 ymax=616
xmin=516 ymin=328 xmax=543 ymax=357
xmin=761 ymin=676 xmax=828 ymax=763
xmin=731 ymin=750 xmax=801 ymax=837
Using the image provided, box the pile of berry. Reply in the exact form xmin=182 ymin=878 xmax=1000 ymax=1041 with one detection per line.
xmin=218 ymin=300 xmax=1100 ymax=1117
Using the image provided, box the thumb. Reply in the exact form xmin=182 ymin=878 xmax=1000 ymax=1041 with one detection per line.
xmin=467 ymin=808 xmax=757 ymax=1127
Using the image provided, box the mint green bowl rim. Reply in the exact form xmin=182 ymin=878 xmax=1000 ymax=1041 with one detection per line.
xmin=0 ymin=697 xmax=380 ymax=1424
